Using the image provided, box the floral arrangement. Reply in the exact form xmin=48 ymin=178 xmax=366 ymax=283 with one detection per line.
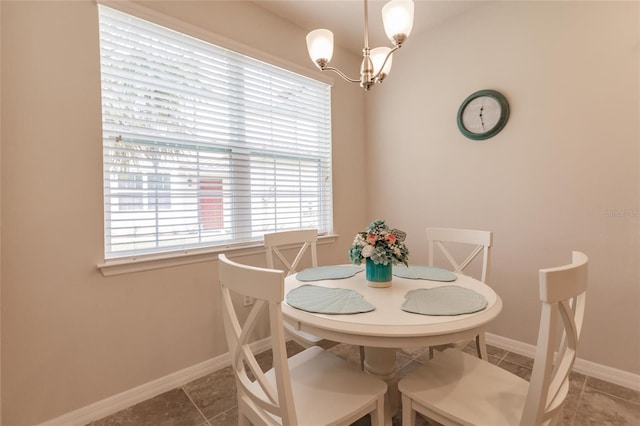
xmin=349 ymin=220 xmax=409 ymax=266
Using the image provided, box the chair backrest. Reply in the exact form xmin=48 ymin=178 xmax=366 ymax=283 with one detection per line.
xmin=426 ymin=227 xmax=493 ymax=283
xmin=521 ymin=251 xmax=588 ymax=425
xmin=264 ymin=229 xmax=318 ymax=276
xmin=218 ymin=254 xmax=298 ymax=425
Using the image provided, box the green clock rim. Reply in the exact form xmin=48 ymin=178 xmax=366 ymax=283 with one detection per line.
xmin=457 ymin=89 xmax=510 ymax=141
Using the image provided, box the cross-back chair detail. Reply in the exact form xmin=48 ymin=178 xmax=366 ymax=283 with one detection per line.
xmin=219 ymin=254 xmax=387 ymax=426
xmin=219 ymin=254 xmax=294 ymax=424
xmin=264 ymin=229 xmax=330 ymax=351
xmin=523 ymin=251 xmax=588 ymax=424
xmin=398 ymin=251 xmax=588 ymax=426
xmin=426 ymin=227 xmax=493 ymax=359
xmin=264 ymin=229 xmax=318 ymax=276
xmin=427 ymin=227 xmax=492 ymax=283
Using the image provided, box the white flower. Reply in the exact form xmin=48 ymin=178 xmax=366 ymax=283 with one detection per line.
xmin=361 ymin=244 xmax=375 ymax=258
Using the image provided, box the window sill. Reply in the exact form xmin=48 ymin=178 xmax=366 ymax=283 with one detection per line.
xmin=97 ymin=234 xmax=339 ymax=277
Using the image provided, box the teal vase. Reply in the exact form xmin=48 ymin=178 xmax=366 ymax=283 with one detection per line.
xmin=365 ymin=258 xmax=392 ymax=286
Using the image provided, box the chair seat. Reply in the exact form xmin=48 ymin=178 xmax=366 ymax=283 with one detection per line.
xmin=284 ymin=321 xmax=325 ymax=346
xmin=399 ymin=349 xmax=529 ymax=426
xmin=429 ymin=333 xmax=487 ymax=360
xmin=430 ymin=337 xmax=472 ymax=352
xmin=264 ymin=346 xmax=387 ymax=425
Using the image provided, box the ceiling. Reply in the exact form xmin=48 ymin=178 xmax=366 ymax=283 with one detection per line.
xmin=252 ymin=0 xmax=481 ymax=54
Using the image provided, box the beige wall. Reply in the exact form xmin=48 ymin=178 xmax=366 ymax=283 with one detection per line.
xmin=0 ymin=1 xmax=366 ymax=424
xmin=366 ymin=1 xmax=640 ymax=374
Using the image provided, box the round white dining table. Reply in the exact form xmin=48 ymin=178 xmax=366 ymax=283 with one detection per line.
xmin=282 ymin=266 xmax=503 ymax=425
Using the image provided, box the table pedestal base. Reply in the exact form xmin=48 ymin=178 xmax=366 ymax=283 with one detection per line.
xmin=363 ymin=347 xmax=399 ymax=426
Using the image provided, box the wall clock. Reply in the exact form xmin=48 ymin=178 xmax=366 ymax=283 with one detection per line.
xmin=457 ymin=89 xmax=510 ymax=140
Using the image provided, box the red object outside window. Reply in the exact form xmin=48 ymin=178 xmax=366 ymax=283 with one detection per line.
xmin=199 ymin=179 xmax=223 ymax=230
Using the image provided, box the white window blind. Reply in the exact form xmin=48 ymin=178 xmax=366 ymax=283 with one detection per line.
xmin=98 ymin=5 xmax=333 ymax=260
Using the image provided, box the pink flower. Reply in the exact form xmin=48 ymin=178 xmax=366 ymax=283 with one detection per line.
xmin=386 ymin=234 xmax=397 ymax=244
xmin=366 ymin=234 xmax=378 ymax=245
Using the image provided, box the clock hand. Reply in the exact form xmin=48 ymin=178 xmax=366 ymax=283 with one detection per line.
xmin=479 ymin=106 xmax=485 ymax=129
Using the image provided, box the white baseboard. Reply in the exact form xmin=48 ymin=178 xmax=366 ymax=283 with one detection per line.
xmin=39 ymin=334 xmax=638 ymax=425
xmin=38 ymin=338 xmax=272 ymax=426
xmin=486 ymin=333 xmax=640 ymax=392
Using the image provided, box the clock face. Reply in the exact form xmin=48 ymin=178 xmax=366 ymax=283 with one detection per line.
xmin=457 ymin=90 xmax=510 ymax=140
xmin=461 ymin=96 xmax=501 ymax=134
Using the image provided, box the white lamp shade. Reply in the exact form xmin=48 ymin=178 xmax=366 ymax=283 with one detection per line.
xmin=370 ymin=47 xmax=393 ymax=77
xmin=306 ymin=29 xmax=334 ymax=64
xmin=382 ymin=0 xmax=414 ymax=42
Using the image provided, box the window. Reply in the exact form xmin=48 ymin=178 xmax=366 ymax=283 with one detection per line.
xmin=98 ymin=5 xmax=333 ymax=260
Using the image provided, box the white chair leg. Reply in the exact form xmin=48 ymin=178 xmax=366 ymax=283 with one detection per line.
xmin=476 ymin=331 xmax=488 ymax=360
xmin=401 ymin=394 xmax=416 ymax=426
xmin=371 ymin=395 xmax=385 ymax=426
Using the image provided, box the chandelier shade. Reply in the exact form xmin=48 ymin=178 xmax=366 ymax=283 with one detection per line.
xmin=306 ymin=29 xmax=334 ymax=66
xmin=306 ymin=0 xmax=415 ymax=91
xmin=382 ymin=0 xmax=415 ymax=44
xmin=370 ymin=47 xmax=393 ymax=81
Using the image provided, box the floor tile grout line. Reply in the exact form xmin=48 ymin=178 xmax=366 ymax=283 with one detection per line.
xmin=587 ymin=376 xmax=640 ymax=405
xmin=568 ymin=376 xmax=588 ymax=426
xmin=181 ymin=385 xmax=212 ymax=426
xmin=495 ymin=349 xmax=509 ymax=365
xmin=210 ymin=404 xmax=240 ymax=424
xmin=584 ymin=385 xmax=640 ymax=406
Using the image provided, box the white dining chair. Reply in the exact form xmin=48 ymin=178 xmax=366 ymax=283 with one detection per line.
xmin=265 ymin=229 xmax=319 ymax=277
xmin=265 ymin=229 xmax=367 ymax=369
xmin=219 ymin=254 xmax=387 ymax=426
xmin=426 ymin=227 xmax=493 ymax=359
xmin=398 ymin=251 xmax=588 ymax=426
xmin=264 ymin=229 xmax=327 ymax=349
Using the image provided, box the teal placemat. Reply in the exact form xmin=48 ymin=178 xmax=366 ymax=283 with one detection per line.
xmin=401 ymin=285 xmax=487 ymax=316
xmin=393 ymin=265 xmax=457 ymax=282
xmin=296 ymin=265 xmax=364 ymax=282
xmin=286 ymin=285 xmax=375 ymax=314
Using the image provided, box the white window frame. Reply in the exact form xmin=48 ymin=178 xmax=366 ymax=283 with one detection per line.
xmin=96 ymin=2 xmax=335 ymax=275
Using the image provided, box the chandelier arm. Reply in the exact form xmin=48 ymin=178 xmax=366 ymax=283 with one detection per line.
xmin=371 ymin=44 xmax=400 ymax=80
xmin=321 ymin=66 xmax=362 ymax=84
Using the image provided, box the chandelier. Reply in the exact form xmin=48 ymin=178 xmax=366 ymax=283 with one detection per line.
xmin=306 ymin=0 xmax=415 ymax=91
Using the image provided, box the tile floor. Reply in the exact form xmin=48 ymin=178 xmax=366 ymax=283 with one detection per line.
xmin=87 ymin=342 xmax=640 ymax=426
